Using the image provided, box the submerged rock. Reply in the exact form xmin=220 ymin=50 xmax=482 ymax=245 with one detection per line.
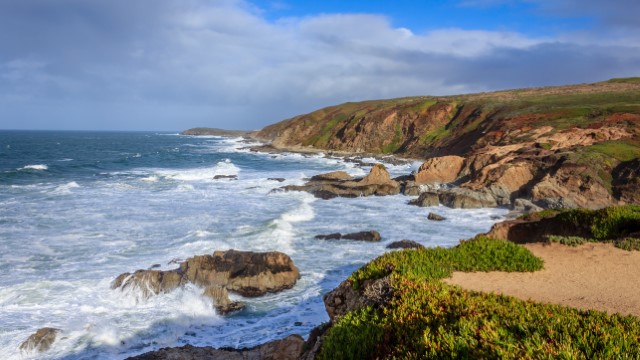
xmin=112 ymin=250 xmax=300 ymax=303
xmin=213 ymin=175 xmax=238 ymax=180
xmin=386 ymin=240 xmax=425 ymax=249
xmin=20 ymin=327 xmax=60 ymax=353
xmin=128 ymin=334 xmax=304 ymax=360
xmin=315 ymin=231 xmax=381 ymax=242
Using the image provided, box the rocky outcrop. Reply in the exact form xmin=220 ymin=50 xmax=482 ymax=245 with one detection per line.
xmin=323 ymin=277 xmax=393 ymax=322
xmin=315 ymin=231 xmax=381 ymax=242
xmin=613 ymin=159 xmax=640 ymax=204
xmin=283 ymin=164 xmax=400 ymax=199
xmin=484 ymin=215 xmax=591 ymax=244
xmin=386 ymin=240 xmax=425 ymax=249
xmin=414 ymin=155 xmax=465 ymax=184
xmin=408 ymin=192 xmax=439 ymax=207
xmin=255 ymin=79 xmax=640 ymax=210
xmin=20 ymin=327 xmax=60 ymax=353
xmin=112 ymin=250 xmax=300 ymax=304
xmin=127 ymin=334 xmax=304 ymax=360
xmin=202 ymin=286 xmax=245 ymax=314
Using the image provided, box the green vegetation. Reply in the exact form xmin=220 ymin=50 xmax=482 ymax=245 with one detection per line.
xmin=381 ymin=123 xmax=404 ymax=154
xmin=548 ymin=205 xmax=640 ymax=240
xmin=587 ymin=141 xmax=640 ymax=162
xmin=319 ymin=236 xmax=640 ymax=359
xmin=546 ymin=235 xmax=592 ymax=246
xmin=615 ymin=238 xmax=640 ymax=251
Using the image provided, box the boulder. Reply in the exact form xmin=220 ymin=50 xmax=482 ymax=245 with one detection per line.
xmin=310 ymin=171 xmax=353 ymax=182
xmin=409 ymin=192 xmax=439 ymax=207
xmin=427 ymin=212 xmax=446 ymax=221
xmin=386 ymin=240 xmax=425 ymax=249
xmin=20 ymin=327 xmax=60 ymax=353
xmin=315 ymin=231 xmax=381 ymax=242
xmin=202 ymin=286 xmax=245 ymax=315
xmin=113 ymin=250 xmax=300 ymax=301
xmin=529 ymin=165 xmax=614 ymax=209
xmin=414 ymin=156 xmax=465 ymax=184
xmin=180 ymin=250 xmax=300 ymax=297
xmin=127 ymin=334 xmax=305 ymax=360
xmin=438 ymin=188 xmax=498 ymax=208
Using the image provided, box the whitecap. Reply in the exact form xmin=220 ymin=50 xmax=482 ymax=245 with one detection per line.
xmin=18 ymin=164 xmax=48 ymax=171
xmin=155 ymin=160 xmax=240 ymax=182
xmin=52 ymin=181 xmax=80 ymax=194
xmin=140 ymin=175 xmax=159 ymax=183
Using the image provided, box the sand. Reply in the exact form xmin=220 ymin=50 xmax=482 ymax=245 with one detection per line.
xmin=444 ymin=242 xmax=640 ymax=317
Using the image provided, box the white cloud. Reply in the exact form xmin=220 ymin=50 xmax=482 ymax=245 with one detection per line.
xmin=0 ymin=0 xmax=638 ymax=130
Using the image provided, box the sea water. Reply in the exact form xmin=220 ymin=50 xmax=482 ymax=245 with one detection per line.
xmin=0 ymin=131 xmax=507 ymax=359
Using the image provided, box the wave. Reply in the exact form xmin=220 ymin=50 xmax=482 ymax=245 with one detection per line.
xmin=266 ymin=193 xmax=316 ymax=252
xmin=155 ymin=160 xmax=240 ymax=182
xmin=18 ymin=164 xmax=48 ymax=171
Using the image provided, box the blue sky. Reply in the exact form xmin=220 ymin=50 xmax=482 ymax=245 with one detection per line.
xmin=0 ymin=0 xmax=638 ymax=131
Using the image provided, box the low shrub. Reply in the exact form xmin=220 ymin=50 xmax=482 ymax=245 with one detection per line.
xmin=615 ymin=238 xmax=640 ymax=251
xmin=546 ymin=235 xmax=592 ymax=246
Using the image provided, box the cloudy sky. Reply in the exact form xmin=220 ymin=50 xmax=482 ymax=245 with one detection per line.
xmin=1 ymin=0 xmax=639 ymax=131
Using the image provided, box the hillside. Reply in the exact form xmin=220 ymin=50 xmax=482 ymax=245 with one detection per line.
xmin=257 ymin=78 xmax=640 ymax=209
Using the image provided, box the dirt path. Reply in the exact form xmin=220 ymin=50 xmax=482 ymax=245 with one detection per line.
xmin=444 ymin=242 xmax=640 ymax=317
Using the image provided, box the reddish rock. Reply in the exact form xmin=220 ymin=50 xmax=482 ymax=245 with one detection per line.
xmin=414 ymin=156 xmax=465 ymax=184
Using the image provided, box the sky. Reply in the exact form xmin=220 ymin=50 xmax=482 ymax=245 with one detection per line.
xmin=0 ymin=0 xmax=639 ymax=131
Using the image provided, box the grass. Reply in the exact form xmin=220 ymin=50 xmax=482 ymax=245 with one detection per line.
xmin=318 ymin=232 xmax=640 ymax=359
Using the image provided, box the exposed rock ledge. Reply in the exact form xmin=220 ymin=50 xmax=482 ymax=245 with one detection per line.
xmin=127 ymin=334 xmax=304 ymax=360
xmin=112 ymin=250 xmax=300 ymax=313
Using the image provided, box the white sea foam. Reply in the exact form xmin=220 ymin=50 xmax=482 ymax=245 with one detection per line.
xmin=52 ymin=181 xmax=80 ymax=194
xmin=18 ymin=164 xmax=48 ymax=171
xmin=154 ymin=160 xmax=240 ymax=181
xmin=140 ymin=175 xmax=159 ymax=182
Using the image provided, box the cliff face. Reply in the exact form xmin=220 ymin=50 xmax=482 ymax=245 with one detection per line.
xmin=257 ymin=78 xmax=640 ymax=209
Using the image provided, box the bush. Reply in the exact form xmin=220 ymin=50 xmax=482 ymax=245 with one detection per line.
xmin=320 ymin=235 xmax=640 ymax=359
xmin=615 ymin=238 xmax=640 ymax=251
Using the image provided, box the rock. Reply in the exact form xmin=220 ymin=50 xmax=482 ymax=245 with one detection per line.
xmin=113 ymin=250 xmax=300 ymax=299
xmin=267 ymin=177 xmax=286 ymax=182
xmin=427 ymin=212 xmax=446 ymax=221
xmin=127 ymin=334 xmax=305 ymax=360
xmin=484 ymin=215 xmax=591 ymax=244
xmin=511 ymin=198 xmax=544 ymax=214
xmin=438 ymin=188 xmax=498 ymax=208
xmin=213 ymin=175 xmax=238 ymax=180
xmin=386 ymin=240 xmax=425 ymax=249
xmin=315 ymin=231 xmax=381 ymax=242
xmin=202 ymin=286 xmax=245 ymax=315
xmin=310 ymin=171 xmax=353 ymax=181
xmin=408 ymin=192 xmax=439 ymax=207
xmin=282 ymin=165 xmax=400 ymax=199
xmin=20 ymin=327 xmax=60 ymax=353
xmin=613 ymin=159 xmax=640 ymax=204
xmin=180 ymin=250 xmax=300 ymax=297
xmin=111 ymin=270 xmax=183 ymax=298
xmin=414 ymin=156 xmax=465 ymax=184
xmin=324 ymin=277 xmax=392 ymax=322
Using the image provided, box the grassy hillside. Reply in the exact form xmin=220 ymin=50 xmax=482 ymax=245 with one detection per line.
xmin=257 ymin=78 xmax=640 ymax=158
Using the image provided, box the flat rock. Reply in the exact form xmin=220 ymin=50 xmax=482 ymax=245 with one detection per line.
xmin=315 ymin=231 xmax=381 ymax=242
xmin=386 ymin=240 xmax=425 ymax=249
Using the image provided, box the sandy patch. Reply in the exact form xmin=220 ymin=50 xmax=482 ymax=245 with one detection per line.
xmin=444 ymin=242 xmax=640 ymax=317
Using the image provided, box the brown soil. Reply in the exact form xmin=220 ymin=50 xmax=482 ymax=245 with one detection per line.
xmin=444 ymin=242 xmax=640 ymax=317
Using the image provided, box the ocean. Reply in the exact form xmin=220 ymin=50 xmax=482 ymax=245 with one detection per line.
xmin=0 ymin=131 xmax=506 ymax=359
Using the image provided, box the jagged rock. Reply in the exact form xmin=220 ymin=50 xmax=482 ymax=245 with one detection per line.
xmin=113 ymin=250 xmax=300 ymax=300
xmin=111 ymin=270 xmax=183 ymax=297
xmin=180 ymin=250 xmax=300 ymax=297
xmin=282 ymin=165 xmax=400 ymax=199
xmin=127 ymin=334 xmax=304 ymax=360
xmin=324 ymin=277 xmax=393 ymax=322
xmin=213 ymin=175 xmax=238 ymax=180
xmin=386 ymin=240 xmax=425 ymax=249
xmin=20 ymin=327 xmax=60 ymax=353
xmin=409 ymin=192 xmax=439 ymax=207
xmin=613 ymin=159 xmax=640 ymax=204
xmin=202 ymin=286 xmax=245 ymax=315
xmin=427 ymin=212 xmax=446 ymax=221
xmin=438 ymin=188 xmax=498 ymax=208
xmin=315 ymin=231 xmax=381 ymax=242
xmin=414 ymin=156 xmax=465 ymax=184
